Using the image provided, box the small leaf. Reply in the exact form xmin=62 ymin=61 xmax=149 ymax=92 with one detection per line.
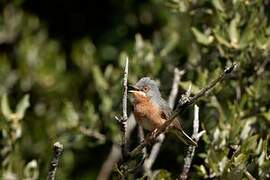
xmin=63 ymin=102 xmax=79 ymax=128
xmin=212 ymin=0 xmax=225 ymax=12
xmin=240 ymin=117 xmax=256 ymax=140
xmin=1 ymin=94 xmax=13 ymax=120
xmin=179 ymin=81 xmax=200 ymax=94
xmin=24 ymin=160 xmax=39 ymax=179
xmin=229 ymin=14 xmax=240 ymax=48
xmin=191 ymin=27 xmax=213 ymax=45
xmin=233 ymin=153 xmax=247 ymax=167
xmin=92 ymin=65 xmax=108 ymax=91
xmin=225 ymin=166 xmax=244 ymax=180
xmin=15 ymin=94 xmax=30 ymax=120
xmin=261 ymin=111 xmax=270 ymax=121
xmin=214 ymin=32 xmax=231 ymax=47
xmin=151 ymin=169 xmax=172 ymax=180
xmin=241 ymin=135 xmax=259 ymax=153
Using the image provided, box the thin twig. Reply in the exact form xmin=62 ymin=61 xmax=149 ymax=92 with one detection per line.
xmin=129 ymin=64 xmax=236 ymax=158
xmin=97 ymin=144 xmax=121 ymax=180
xmin=122 ymin=57 xmax=129 ymax=156
xmin=138 ymin=126 xmax=147 ymax=158
xmin=47 ymin=142 xmax=64 ymax=180
xmin=168 ymin=68 xmax=185 ymax=108
xmin=97 ymin=114 xmax=137 ymax=180
xmin=180 ymin=105 xmax=205 ymax=180
xmin=244 ymin=170 xmax=256 ymax=180
xmin=122 ymin=57 xmax=129 ymax=129
xmin=143 ymin=68 xmax=184 ymax=173
xmin=116 ymin=57 xmax=129 ymax=158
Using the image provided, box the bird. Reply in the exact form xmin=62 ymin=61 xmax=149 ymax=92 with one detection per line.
xmin=128 ymin=77 xmax=197 ymax=146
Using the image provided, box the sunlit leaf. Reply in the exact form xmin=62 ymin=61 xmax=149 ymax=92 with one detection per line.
xmin=241 ymin=135 xmax=259 ymax=153
xmin=179 ymin=81 xmax=200 ymax=94
xmin=151 ymin=169 xmax=172 ymax=180
xmin=240 ymin=117 xmax=256 ymax=140
xmin=24 ymin=160 xmax=39 ymax=179
xmin=63 ymin=102 xmax=79 ymax=128
xmin=15 ymin=94 xmax=30 ymax=120
xmin=213 ymin=30 xmax=231 ymax=47
xmin=229 ymin=14 xmax=240 ymax=48
xmin=212 ymin=0 xmax=225 ymax=12
xmin=191 ymin=27 xmax=213 ymax=45
xmin=1 ymin=94 xmax=12 ymax=120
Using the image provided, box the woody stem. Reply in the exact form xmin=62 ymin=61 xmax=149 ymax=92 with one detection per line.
xmin=129 ymin=64 xmax=236 ymax=157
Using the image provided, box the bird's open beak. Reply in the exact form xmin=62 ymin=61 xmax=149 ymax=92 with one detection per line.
xmin=128 ymin=85 xmax=140 ymax=93
xmin=128 ymin=85 xmax=147 ymax=97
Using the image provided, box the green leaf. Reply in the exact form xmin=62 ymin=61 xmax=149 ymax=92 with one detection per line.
xmin=63 ymin=102 xmax=79 ymax=128
xmin=241 ymin=135 xmax=259 ymax=153
xmin=191 ymin=27 xmax=213 ymax=45
xmin=212 ymin=0 xmax=225 ymax=12
xmin=240 ymin=117 xmax=256 ymax=140
xmin=1 ymin=94 xmax=13 ymax=120
xmin=151 ymin=169 xmax=172 ymax=180
xmin=15 ymin=94 xmax=30 ymax=120
xmin=239 ymin=24 xmax=255 ymax=48
xmin=261 ymin=111 xmax=270 ymax=121
xmin=92 ymin=65 xmax=108 ymax=91
xmin=214 ymin=32 xmax=231 ymax=47
xmin=179 ymin=81 xmax=200 ymax=94
xmin=233 ymin=153 xmax=247 ymax=167
xmin=225 ymin=167 xmax=244 ymax=180
xmin=24 ymin=160 xmax=39 ymax=179
xmin=229 ymin=14 xmax=240 ymax=48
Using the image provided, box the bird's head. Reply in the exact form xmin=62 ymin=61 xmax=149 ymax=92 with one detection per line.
xmin=128 ymin=77 xmax=161 ymax=103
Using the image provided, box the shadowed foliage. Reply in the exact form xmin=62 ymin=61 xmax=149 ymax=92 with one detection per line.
xmin=0 ymin=0 xmax=270 ymax=179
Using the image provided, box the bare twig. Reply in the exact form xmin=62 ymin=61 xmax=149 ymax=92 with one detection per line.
xmin=129 ymin=64 xmax=236 ymax=158
xmin=244 ymin=170 xmax=256 ymax=180
xmin=143 ymin=68 xmax=184 ymax=173
xmin=122 ymin=57 xmax=129 ymax=130
xmin=47 ymin=142 xmax=64 ymax=180
xmin=180 ymin=105 xmax=205 ymax=180
xmin=97 ymin=144 xmax=121 ymax=180
xmin=138 ymin=126 xmax=147 ymax=159
xmin=168 ymin=68 xmax=185 ymax=108
xmin=97 ymin=113 xmax=137 ymax=179
xmin=116 ymin=57 xmax=129 ymax=157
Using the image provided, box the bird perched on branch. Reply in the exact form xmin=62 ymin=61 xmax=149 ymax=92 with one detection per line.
xmin=128 ymin=77 xmax=197 ymax=146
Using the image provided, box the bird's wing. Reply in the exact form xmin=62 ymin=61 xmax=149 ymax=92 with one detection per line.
xmin=159 ymin=98 xmax=183 ymax=129
xmin=159 ymin=98 xmax=197 ymax=146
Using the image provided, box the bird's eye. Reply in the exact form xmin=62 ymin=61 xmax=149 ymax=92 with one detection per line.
xmin=143 ymin=86 xmax=149 ymax=92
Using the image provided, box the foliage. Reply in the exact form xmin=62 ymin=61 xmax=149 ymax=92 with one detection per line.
xmin=0 ymin=0 xmax=270 ymax=179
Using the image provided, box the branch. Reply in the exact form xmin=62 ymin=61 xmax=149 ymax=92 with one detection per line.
xmin=168 ymin=68 xmax=185 ymax=108
xmin=180 ymin=105 xmax=205 ymax=180
xmin=129 ymin=64 xmax=236 ymax=158
xmin=116 ymin=57 xmax=129 ymax=158
xmin=244 ymin=170 xmax=256 ymax=180
xmin=143 ymin=68 xmax=184 ymax=172
xmin=138 ymin=126 xmax=147 ymax=159
xmin=97 ymin=144 xmax=121 ymax=180
xmin=97 ymin=114 xmax=137 ymax=180
xmin=47 ymin=142 xmax=64 ymax=180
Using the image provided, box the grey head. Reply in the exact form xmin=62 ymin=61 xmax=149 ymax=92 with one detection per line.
xmin=133 ymin=77 xmax=161 ymax=99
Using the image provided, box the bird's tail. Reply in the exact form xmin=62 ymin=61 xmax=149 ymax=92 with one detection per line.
xmin=170 ymin=128 xmax=197 ymax=146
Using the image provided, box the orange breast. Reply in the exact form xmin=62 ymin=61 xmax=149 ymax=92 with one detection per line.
xmin=133 ymin=98 xmax=165 ymax=131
